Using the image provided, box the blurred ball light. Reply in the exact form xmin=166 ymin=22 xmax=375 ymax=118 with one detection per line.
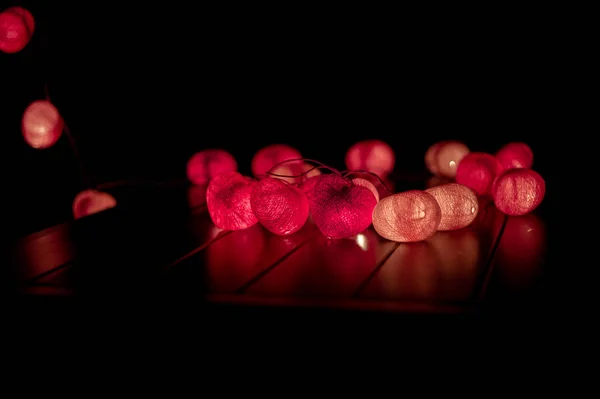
xmin=21 ymin=100 xmax=64 ymax=149
xmin=425 ymin=140 xmax=470 ymax=178
xmin=72 ymin=190 xmax=117 ymax=219
xmin=0 ymin=6 xmax=34 ymax=54
xmin=206 ymin=171 xmax=258 ymax=230
xmin=492 ymin=168 xmax=545 ymax=216
xmin=425 ymin=183 xmax=479 ymax=230
xmin=251 ymin=144 xmax=302 ymax=177
xmin=372 ymin=190 xmax=441 ymax=242
xmin=455 ymin=152 xmax=501 ymax=196
xmin=186 ymin=149 xmax=237 ymax=185
xmin=495 ymin=142 xmax=534 ymax=172
xmin=345 ymin=139 xmax=395 ymax=178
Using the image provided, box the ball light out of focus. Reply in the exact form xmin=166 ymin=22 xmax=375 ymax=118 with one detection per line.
xmin=345 ymin=140 xmax=395 ymax=178
xmin=0 ymin=6 xmax=34 ymax=54
xmin=251 ymin=177 xmax=309 ymax=236
xmin=425 ymin=183 xmax=478 ymax=231
xmin=425 ymin=140 xmax=470 ymax=178
xmin=21 ymin=100 xmax=64 ymax=149
xmin=72 ymin=190 xmax=117 ymax=219
xmin=251 ymin=144 xmax=302 ymax=177
xmin=372 ymin=190 xmax=441 ymax=242
xmin=186 ymin=149 xmax=237 ymax=185
xmin=206 ymin=171 xmax=258 ymax=231
xmin=270 ymin=161 xmax=321 ymax=184
xmin=309 ymin=174 xmax=378 ymax=239
xmin=455 ymin=152 xmax=501 ymax=196
xmin=495 ymin=142 xmax=534 ymax=172
xmin=492 ymin=168 xmax=545 ymax=216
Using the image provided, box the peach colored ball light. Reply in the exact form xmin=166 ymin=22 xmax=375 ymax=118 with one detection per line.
xmin=270 ymin=161 xmax=320 ymax=184
xmin=21 ymin=100 xmax=64 ymax=149
xmin=186 ymin=149 xmax=237 ymax=185
xmin=372 ymin=190 xmax=442 ymax=242
xmin=425 ymin=183 xmax=479 ymax=231
xmin=495 ymin=142 xmax=534 ymax=172
xmin=251 ymin=144 xmax=302 ymax=178
xmin=425 ymin=140 xmax=470 ymax=178
xmin=72 ymin=190 xmax=117 ymax=219
xmin=492 ymin=168 xmax=545 ymax=216
xmin=345 ymin=139 xmax=395 ymax=178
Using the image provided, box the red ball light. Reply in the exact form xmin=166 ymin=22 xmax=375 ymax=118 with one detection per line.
xmin=0 ymin=6 xmax=34 ymax=54
xmin=298 ymin=174 xmax=324 ymax=202
xmin=186 ymin=149 xmax=237 ymax=185
xmin=251 ymin=177 xmax=309 ymax=236
xmin=72 ymin=190 xmax=117 ymax=219
xmin=372 ymin=190 xmax=441 ymax=242
xmin=495 ymin=142 xmax=533 ymax=172
xmin=425 ymin=183 xmax=479 ymax=230
xmin=492 ymin=168 xmax=545 ymax=216
xmin=251 ymin=144 xmax=302 ymax=177
xmin=351 ymin=178 xmax=379 ymax=202
xmin=309 ymin=174 xmax=378 ymax=239
xmin=345 ymin=139 xmax=395 ymax=178
xmin=21 ymin=100 xmax=64 ymax=149
xmin=270 ymin=161 xmax=321 ymax=184
xmin=455 ymin=152 xmax=501 ymax=196
xmin=206 ymin=171 xmax=258 ymax=230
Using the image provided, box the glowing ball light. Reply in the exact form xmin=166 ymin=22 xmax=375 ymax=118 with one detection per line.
xmin=455 ymin=152 xmax=501 ymax=196
xmin=425 ymin=183 xmax=479 ymax=231
xmin=0 ymin=6 xmax=34 ymax=54
xmin=21 ymin=100 xmax=64 ymax=149
xmin=270 ymin=161 xmax=321 ymax=184
xmin=309 ymin=174 xmax=378 ymax=239
xmin=495 ymin=142 xmax=534 ymax=172
xmin=425 ymin=140 xmax=470 ymax=178
xmin=351 ymin=178 xmax=379 ymax=202
xmin=345 ymin=170 xmax=393 ymax=200
xmin=186 ymin=149 xmax=237 ymax=185
xmin=251 ymin=177 xmax=309 ymax=236
xmin=492 ymin=168 xmax=545 ymax=216
xmin=72 ymin=190 xmax=117 ymax=219
xmin=298 ymin=174 xmax=324 ymax=201
xmin=372 ymin=190 xmax=441 ymax=242
xmin=206 ymin=171 xmax=258 ymax=230
xmin=251 ymin=144 xmax=302 ymax=177
xmin=345 ymin=139 xmax=395 ymax=178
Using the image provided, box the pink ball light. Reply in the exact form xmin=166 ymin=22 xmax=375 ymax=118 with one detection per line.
xmin=72 ymin=190 xmax=117 ymax=219
xmin=206 ymin=171 xmax=258 ymax=230
xmin=424 ymin=140 xmax=470 ymax=178
xmin=351 ymin=178 xmax=379 ymax=202
xmin=0 ymin=6 xmax=35 ymax=54
xmin=455 ymin=152 xmax=502 ymax=196
xmin=345 ymin=139 xmax=395 ymax=178
xmin=186 ymin=149 xmax=237 ymax=185
xmin=425 ymin=183 xmax=479 ymax=231
xmin=251 ymin=144 xmax=302 ymax=177
xmin=298 ymin=174 xmax=324 ymax=202
xmin=495 ymin=142 xmax=534 ymax=172
xmin=21 ymin=100 xmax=64 ymax=149
xmin=492 ymin=168 xmax=545 ymax=216
xmin=372 ymin=190 xmax=442 ymax=242
xmin=309 ymin=174 xmax=378 ymax=239
xmin=251 ymin=177 xmax=309 ymax=236
xmin=269 ymin=161 xmax=321 ymax=184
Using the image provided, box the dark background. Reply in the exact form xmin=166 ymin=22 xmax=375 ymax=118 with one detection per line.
xmin=2 ymin=1 xmax=565 ymax=238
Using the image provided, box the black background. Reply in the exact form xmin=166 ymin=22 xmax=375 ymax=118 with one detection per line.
xmin=2 ymin=1 xmax=566 ymax=238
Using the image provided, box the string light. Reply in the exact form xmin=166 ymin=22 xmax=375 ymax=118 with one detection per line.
xmin=455 ymin=152 xmax=501 ymax=196
xmin=495 ymin=142 xmax=533 ymax=172
xmin=425 ymin=183 xmax=478 ymax=231
xmin=345 ymin=139 xmax=395 ymax=178
xmin=186 ymin=149 xmax=237 ymax=185
xmin=206 ymin=171 xmax=258 ymax=230
xmin=492 ymin=168 xmax=545 ymax=216
xmin=72 ymin=190 xmax=117 ymax=219
xmin=251 ymin=144 xmax=302 ymax=178
xmin=0 ymin=6 xmax=34 ymax=54
xmin=21 ymin=100 xmax=64 ymax=149
xmin=425 ymin=140 xmax=470 ymax=178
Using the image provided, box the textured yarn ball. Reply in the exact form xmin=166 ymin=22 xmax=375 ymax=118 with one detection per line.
xmin=206 ymin=171 xmax=258 ymax=230
xmin=72 ymin=190 xmax=117 ymax=219
xmin=0 ymin=7 xmax=34 ymax=54
xmin=455 ymin=152 xmax=502 ymax=196
xmin=309 ymin=174 xmax=378 ymax=239
xmin=495 ymin=142 xmax=534 ymax=172
xmin=186 ymin=149 xmax=237 ymax=185
xmin=492 ymin=168 xmax=545 ymax=216
xmin=251 ymin=177 xmax=309 ymax=236
xmin=298 ymin=174 xmax=325 ymax=202
xmin=21 ymin=100 xmax=64 ymax=149
xmin=251 ymin=144 xmax=302 ymax=177
xmin=425 ymin=183 xmax=479 ymax=230
xmin=372 ymin=190 xmax=442 ymax=242
xmin=345 ymin=139 xmax=395 ymax=177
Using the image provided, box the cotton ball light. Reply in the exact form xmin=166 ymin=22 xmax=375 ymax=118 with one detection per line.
xmin=424 ymin=140 xmax=470 ymax=178
xmin=345 ymin=170 xmax=393 ymax=200
xmin=298 ymin=174 xmax=325 ymax=202
xmin=495 ymin=142 xmax=534 ymax=172
xmin=206 ymin=171 xmax=258 ymax=230
xmin=186 ymin=149 xmax=237 ymax=185
xmin=251 ymin=144 xmax=302 ymax=177
xmin=72 ymin=190 xmax=117 ymax=219
xmin=0 ymin=6 xmax=35 ymax=54
xmin=345 ymin=139 xmax=395 ymax=178
xmin=21 ymin=100 xmax=64 ymax=149
xmin=492 ymin=169 xmax=545 ymax=216
xmin=372 ymin=190 xmax=441 ymax=242
xmin=351 ymin=178 xmax=379 ymax=202
xmin=270 ymin=161 xmax=321 ymax=184
xmin=309 ymin=174 xmax=378 ymax=239
xmin=250 ymin=177 xmax=309 ymax=236
xmin=455 ymin=152 xmax=502 ymax=196
xmin=425 ymin=183 xmax=478 ymax=231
